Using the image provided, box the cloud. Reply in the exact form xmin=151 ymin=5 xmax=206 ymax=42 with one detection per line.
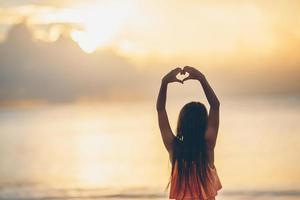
xmin=0 ymin=21 xmax=299 ymax=106
xmin=0 ymin=22 xmax=155 ymax=104
xmin=0 ymin=0 xmax=79 ymax=8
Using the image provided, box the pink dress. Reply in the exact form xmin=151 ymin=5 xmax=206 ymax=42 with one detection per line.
xmin=169 ymin=161 xmax=222 ymax=200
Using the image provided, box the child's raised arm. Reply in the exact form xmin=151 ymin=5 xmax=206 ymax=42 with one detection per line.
xmin=156 ymin=68 xmax=183 ymax=153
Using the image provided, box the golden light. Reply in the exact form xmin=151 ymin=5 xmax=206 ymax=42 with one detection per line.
xmin=2 ymin=1 xmax=282 ymax=58
xmin=75 ymin=132 xmax=109 ymax=187
xmin=70 ymin=2 xmax=136 ymax=53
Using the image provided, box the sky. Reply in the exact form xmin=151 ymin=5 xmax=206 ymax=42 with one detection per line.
xmin=0 ymin=0 xmax=300 ymax=105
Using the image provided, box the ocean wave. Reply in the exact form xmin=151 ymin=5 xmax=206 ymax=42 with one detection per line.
xmin=0 ymin=185 xmax=300 ymax=200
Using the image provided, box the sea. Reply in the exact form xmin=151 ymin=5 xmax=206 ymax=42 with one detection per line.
xmin=0 ymin=96 xmax=299 ymax=200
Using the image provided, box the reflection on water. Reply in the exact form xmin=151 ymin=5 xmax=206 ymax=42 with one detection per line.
xmin=0 ymin=97 xmax=299 ymax=199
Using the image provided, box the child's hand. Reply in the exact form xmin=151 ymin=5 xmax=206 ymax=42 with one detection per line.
xmin=162 ymin=68 xmax=183 ymax=84
xmin=182 ymin=66 xmax=205 ymax=82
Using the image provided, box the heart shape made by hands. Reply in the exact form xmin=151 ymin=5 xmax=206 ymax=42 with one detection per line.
xmin=176 ymin=71 xmax=190 ymax=82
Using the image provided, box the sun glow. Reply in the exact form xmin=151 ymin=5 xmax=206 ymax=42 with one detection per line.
xmin=3 ymin=0 xmax=296 ymax=60
xmin=69 ymin=2 xmax=136 ymax=53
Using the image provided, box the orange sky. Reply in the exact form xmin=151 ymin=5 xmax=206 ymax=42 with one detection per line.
xmin=0 ymin=1 xmax=300 ymax=60
xmin=0 ymin=1 xmax=300 ymax=104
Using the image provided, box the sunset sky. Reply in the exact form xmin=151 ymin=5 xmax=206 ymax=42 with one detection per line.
xmin=0 ymin=0 xmax=300 ymax=104
xmin=1 ymin=1 xmax=300 ymax=195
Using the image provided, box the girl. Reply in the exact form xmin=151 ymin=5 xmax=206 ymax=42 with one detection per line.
xmin=156 ymin=66 xmax=222 ymax=200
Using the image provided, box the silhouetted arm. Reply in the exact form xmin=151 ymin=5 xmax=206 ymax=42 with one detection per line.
xmin=183 ymin=66 xmax=220 ymax=148
xmin=198 ymin=75 xmax=220 ymax=148
xmin=156 ymin=68 xmax=182 ymax=153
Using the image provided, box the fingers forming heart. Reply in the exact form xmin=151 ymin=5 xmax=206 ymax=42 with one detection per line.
xmin=176 ymin=71 xmax=190 ymax=82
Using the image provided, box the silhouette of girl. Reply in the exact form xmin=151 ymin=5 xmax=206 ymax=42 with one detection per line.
xmin=156 ymin=66 xmax=222 ymax=200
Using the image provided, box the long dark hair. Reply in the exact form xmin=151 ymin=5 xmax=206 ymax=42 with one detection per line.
xmin=168 ymin=101 xmax=209 ymax=198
